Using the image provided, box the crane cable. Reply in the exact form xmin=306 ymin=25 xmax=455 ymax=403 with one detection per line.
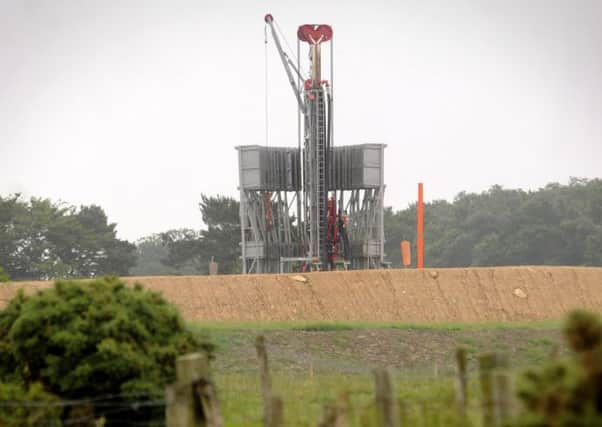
xmin=274 ymin=19 xmax=309 ymax=78
xmin=264 ymin=23 xmax=269 ymax=147
xmin=264 ymin=18 xmax=310 ymax=149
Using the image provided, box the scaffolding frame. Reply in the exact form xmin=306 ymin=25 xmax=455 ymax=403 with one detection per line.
xmin=237 ymin=144 xmax=386 ymax=273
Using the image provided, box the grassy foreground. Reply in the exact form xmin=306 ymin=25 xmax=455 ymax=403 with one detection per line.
xmin=189 ymin=320 xmax=563 ymax=426
xmin=216 ymin=371 xmax=482 ymax=427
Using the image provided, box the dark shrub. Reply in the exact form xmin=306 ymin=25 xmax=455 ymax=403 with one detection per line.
xmin=0 ymin=276 xmax=210 ymax=425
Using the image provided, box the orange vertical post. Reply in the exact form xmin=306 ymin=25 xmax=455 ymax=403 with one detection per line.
xmin=417 ymin=183 xmax=424 ymax=269
xmin=401 ymin=240 xmax=411 ymax=267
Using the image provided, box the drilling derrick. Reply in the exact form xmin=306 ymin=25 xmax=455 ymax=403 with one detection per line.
xmin=236 ymin=14 xmax=386 ymax=273
xmin=298 ymin=23 xmax=333 ymax=269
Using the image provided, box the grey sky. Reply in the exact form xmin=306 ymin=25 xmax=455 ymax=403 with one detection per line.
xmin=1 ymin=0 xmax=601 ymax=241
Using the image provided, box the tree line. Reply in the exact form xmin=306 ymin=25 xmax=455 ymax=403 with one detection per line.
xmin=0 ymin=195 xmax=136 ymax=280
xmin=384 ymin=177 xmax=602 ymax=268
xmin=0 ymin=194 xmax=240 ymax=281
xmin=1 ymin=178 xmax=601 ymax=280
xmin=153 ymin=178 xmax=602 ymax=272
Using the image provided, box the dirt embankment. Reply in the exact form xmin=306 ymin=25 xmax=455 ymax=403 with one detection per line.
xmin=1 ymin=266 xmax=601 ymax=322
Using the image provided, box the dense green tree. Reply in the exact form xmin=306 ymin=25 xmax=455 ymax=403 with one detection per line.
xmin=197 ymin=194 xmax=240 ymax=273
xmin=383 ymin=205 xmax=417 ymax=267
xmin=383 ymin=178 xmax=602 ymax=268
xmin=0 ymin=195 xmax=136 ymax=280
xmin=161 ymin=195 xmax=241 ymax=274
xmin=131 ymin=234 xmax=198 ymax=276
xmin=0 ymin=194 xmax=31 ymax=277
xmin=161 ymin=228 xmax=204 ymax=271
xmin=584 ymin=226 xmax=602 ymax=266
xmin=0 ymin=277 xmax=208 ymax=425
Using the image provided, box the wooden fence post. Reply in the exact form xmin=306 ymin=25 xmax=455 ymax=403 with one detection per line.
xmin=373 ymin=368 xmax=399 ymax=427
xmin=317 ymin=393 xmax=350 ymax=427
xmin=196 ymin=379 xmax=225 ymax=427
xmin=317 ymin=403 xmax=337 ymax=427
xmin=256 ymin=335 xmax=284 ymax=427
xmin=494 ymin=354 xmax=511 ymax=426
xmin=165 ymin=353 xmax=209 ymax=427
xmin=268 ymin=395 xmax=283 ymax=427
xmin=165 ymin=352 xmax=223 ymax=427
xmin=398 ymin=400 xmax=408 ymax=427
xmin=256 ymin=336 xmax=272 ymax=393
xmin=494 ymin=372 xmax=511 ymax=425
xmin=479 ymin=353 xmax=496 ymax=427
xmin=455 ymin=347 xmax=468 ymax=415
xmin=335 ymin=391 xmax=350 ymax=427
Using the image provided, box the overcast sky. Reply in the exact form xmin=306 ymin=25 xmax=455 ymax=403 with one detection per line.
xmin=1 ymin=0 xmax=601 ymax=241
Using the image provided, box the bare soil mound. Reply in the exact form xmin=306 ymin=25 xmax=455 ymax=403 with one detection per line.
xmin=2 ymin=266 xmax=601 ymax=322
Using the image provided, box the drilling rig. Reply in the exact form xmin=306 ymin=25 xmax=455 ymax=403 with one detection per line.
xmin=236 ymin=14 xmax=386 ymax=273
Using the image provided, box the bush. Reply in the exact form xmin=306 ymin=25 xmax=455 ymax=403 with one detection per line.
xmin=511 ymin=309 xmax=602 ymax=426
xmin=0 ymin=382 xmax=62 ymax=426
xmin=0 ymin=277 xmax=210 ymax=425
xmin=0 ymin=266 xmax=9 ymax=283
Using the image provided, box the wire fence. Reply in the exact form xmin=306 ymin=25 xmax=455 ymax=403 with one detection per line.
xmin=0 ymin=345 xmax=522 ymax=427
xmin=0 ymin=391 xmax=167 ymax=427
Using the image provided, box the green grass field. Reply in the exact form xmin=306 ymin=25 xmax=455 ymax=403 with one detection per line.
xmin=188 ymin=320 xmax=564 ymax=426
xmin=215 ymin=371 xmax=481 ymax=426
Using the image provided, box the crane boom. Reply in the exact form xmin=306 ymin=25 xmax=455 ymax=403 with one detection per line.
xmin=264 ymin=14 xmax=304 ymax=110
